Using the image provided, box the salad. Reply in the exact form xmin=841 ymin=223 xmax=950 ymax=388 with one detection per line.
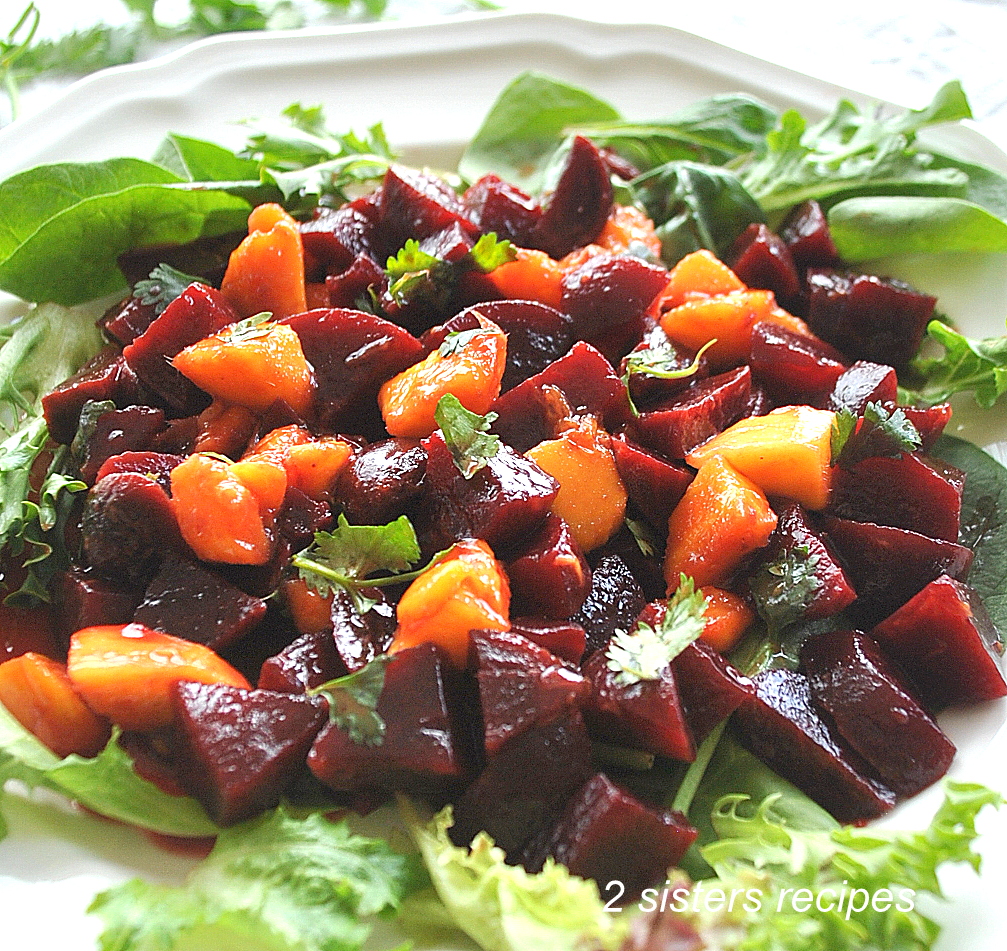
xmin=1 ymin=62 xmax=1007 ymax=951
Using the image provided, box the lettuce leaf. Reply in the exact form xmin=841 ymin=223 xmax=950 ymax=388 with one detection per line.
xmin=89 ymin=806 xmax=422 ymax=951
xmin=401 ymin=799 xmax=627 ymax=951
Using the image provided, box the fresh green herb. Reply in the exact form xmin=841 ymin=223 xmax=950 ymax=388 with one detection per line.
xmin=749 ymin=543 xmax=821 ymax=635
xmin=605 ymin=575 xmax=708 ymax=686
xmin=132 ymin=263 xmax=203 ymax=316
xmin=469 ymin=232 xmax=517 ymax=272
xmin=309 ymin=655 xmax=391 ymax=747
xmin=904 ymin=319 xmax=1007 ymax=408
xmin=89 ymin=805 xmax=422 ymax=951
xmin=625 ymin=515 xmax=661 ymax=558
xmin=222 ymin=311 xmax=274 ymax=341
xmin=69 ymin=398 xmax=115 ymax=468
xmin=434 ymin=393 xmax=501 ymax=479
xmin=621 ymin=337 xmax=715 ymax=416
xmin=292 ymin=514 xmax=423 ymax=614
xmin=401 ymin=799 xmax=627 ymax=951
xmin=830 ymin=402 xmax=922 ymax=468
xmin=0 ymin=3 xmax=39 ymax=122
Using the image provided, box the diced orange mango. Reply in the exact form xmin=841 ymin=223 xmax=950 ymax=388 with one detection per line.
xmin=193 ymin=401 xmax=259 ymax=458
xmin=664 ymin=455 xmax=777 ymax=590
xmin=596 ymin=204 xmax=663 ymax=260
xmin=170 ymin=453 xmax=273 ymax=565
xmin=391 ymin=539 xmax=510 ymax=668
xmin=282 ymin=577 xmax=334 ymax=635
xmin=658 ymin=249 xmax=746 ymax=309
xmin=378 ymin=317 xmax=507 ymax=438
xmin=698 ymin=587 xmax=755 ymax=653
xmin=0 ymin=652 xmax=111 ymax=758
xmin=221 ymin=202 xmax=307 ymax=320
xmin=244 ymin=425 xmax=352 ymax=501
xmin=67 ymin=623 xmax=250 ymax=732
xmin=525 ymin=416 xmax=627 ymax=553
xmin=228 ymin=457 xmax=288 ymax=518
xmin=174 ymin=320 xmax=314 ymax=417
xmin=686 ymin=405 xmax=836 ymax=510
xmin=482 ymin=247 xmax=565 ymax=310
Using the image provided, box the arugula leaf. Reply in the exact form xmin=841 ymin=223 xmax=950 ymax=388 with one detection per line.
xmin=132 ymin=263 xmax=203 ymax=316
xmin=434 ymin=393 xmax=501 ymax=479
xmin=90 ymin=805 xmax=422 ymax=951
xmin=0 ymin=705 xmax=218 ymax=837
xmin=401 ymin=799 xmax=627 ymax=951
xmin=749 ymin=543 xmax=821 ymax=635
xmin=605 ymin=575 xmax=708 ymax=686
xmin=309 ymin=655 xmax=391 ymax=747
xmin=292 ymin=514 xmax=422 ymax=613
xmin=830 ymin=402 xmax=922 ymax=468
xmin=904 ymin=319 xmax=1007 ymax=408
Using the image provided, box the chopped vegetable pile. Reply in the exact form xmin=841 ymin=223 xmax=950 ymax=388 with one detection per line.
xmin=1 ymin=71 xmax=1006 ymax=951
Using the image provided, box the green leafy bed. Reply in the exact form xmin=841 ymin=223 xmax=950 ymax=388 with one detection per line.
xmin=1 ymin=71 xmax=1007 ymax=951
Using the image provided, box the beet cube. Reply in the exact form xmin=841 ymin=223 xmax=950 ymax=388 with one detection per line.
xmin=509 ymin=617 xmax=588 ymax=667
xmin=728 ymin=223 xmax=802 ymax=307
xmin=337 ymin=438 xmax=427 ymax=526
xmin=55 ymin=568 xmax=141 ymax=642
xmin=830 ymin=452 xmax=965 ymax=543
xmin=300 ymin=198 xmax=383 ymax=272
xmin=621 ymin=326 xmax=710 ymax=411
xmin=779 ymin=200 xmax=840 ymax=269
xmin=471 ymin=628 xmax=589 ymax=754
xmin=802 ymin=630 xmax=955 ymax=797
xmin=79 ymin=406 xmax=167 ymax=485
xmin=380 ymin=165 xmax=477 ymax=249
xmin=258 ymin=628 xmax=347 ymax=694
xmin=133 ymin=557 xmax=267 ymax=651
xmin=462 ymin=173 xmax=540 ymax=245
xmin=902 ymin=404 xmax=953 ymax=451
xmin=325 ymin=253 xmax=385 ymax=309
xmin=307 ymin=643 xmax=467 ymax=795
xmin=330 ymin=588 xmax=396 ymax=674
xmin=826 ymin=360 xmax=898 ymax=415
xmin=523 ymin=773 xmax=697 ymax=897
xmin=102 ymin=295 xmax=158 ymax=348
xmin=274 ymin=487 xmax=333 ymax=550
xmin=170 ymin=681 xmax=327 ymax=825
xmin=610 ymin=435 xmax=694 ymax=535
xmin=573 ymin=554 xmax=648 ymax=658
xmin=449 ymin=710 xmax=593 ymax=857
xmin=94 ymin=451 xmax=184 ymax=494
xmin=731 ymin=667 xmax=896 ymax=823
xmin=673 ymin=640 xmax=754 ymax=746
xmin=872 ymin=575 xmax=1007 ymax=708
xmin=507 ymin=514 xmax=592 ymax=619
xmin=748 ymin=321 xmax=847 ymax=404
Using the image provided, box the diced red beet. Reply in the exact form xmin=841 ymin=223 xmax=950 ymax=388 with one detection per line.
xmin=308 ymin=643 xmax=469 ymax=795
xmin=560 ymin=253 xmax=669 ymax=360
xmin=79 ymin=406 xmax=167 ymax=485
xmin=132 ymin=557 xmax=267 ymax=651
xmin=872 ymin=575 xmax=1007 ymax=708
xmin=491 ymin=341 xmax=632 ymax=452
xmin=258 ymin=628 xmax=347 ymax=693
xmin=630 ymin=366 xmax=752 ymax=460
xmin=610 ymin=435 xmax=694 ymax=535
xmin=116 ymin=231 xmax=243 ymax=290
xmin=300 ymin=198 xmax=383 ymax=273
xmin=274 ymin=487 xmax=333 ymax=550
xmin=673 ymin=640 xmax=755 ymax=746
xmin=779 ymin=200 xmax=840 ymax=269
xmin=471 ymin=628 xmax=589 ymax=754
xmin=528 ymin=136 xmax=613 ymax=259
xmin=573 ymin=554 xmax=648 ymax=657
xmin=81 ymin=471 xmax=184 ymax=584
xmin=55 ymin=568 xmax=141 ymax=642
xmin=336 ymin=438 xmax=426 ymax=526
xmin=822 ymin=516 xmax=973 ymax=624
xmin=826 ymin=360 xmax=898 ymax=415
xmin=728 ymin=223 xmax=802 ymax=307
xmin=449 ymin=710 xmax=593 ymax=856
xmin=748 ymin=322 xmax=847 ymax=404
xmin=95 ymin=451 xmax=184 ymax=494
xmin=731 ymin=667 xmax=896 ymax=823
xmin=582 ymin=641 xmax=695 ymax=762
xmin=330 ymin=588 xmax=396 ymax=673
xmin=380 ymin=165 xmax=478 ymax=249
xmin=507 ymin=513 xmax=592 ymax=618
xmin=463 ymin=174 xmax=541 ymax=245
xmin=755 ymin=503 xmax=857 ymax=623
xmin=420 ymin=222 xmax=475 ymax=264
xmin=621 ymin=326 xmax=710 ymax=411
xmin=509 ymin=617 xmax=588 ymax=666
xmin=746 ymin=384 xmax=775 ymax=417
xmin=801 ymin=629 xmax=955 ymax=797
xmin=420 ymin=429 xmax=558 ymax=555
xmin=280 ymin=307 xmax=423 ymax=438
xmin=102 ymin=295 xmax=157 ymax=347
xmin=122 ymin=283 xmax=239 ymax=416
xmin=901 ymin=403 xmax=953 ymax=451
xmin=325 ymin=253 xmax=385 ymax=309
xmin=42 ymin=348 xmax=148 ymax=445
xmin=830 ymin=452 xmax=965 ymax=542
xmin=522 ymin=773 xmax=697 ymax=896
xmin=804 ymin=268 xmax=936 ymax=370
xmin=151 ymin=416 xmax=200 ymax=456
xmin=170 ymin=681 xmax=327 ymax=825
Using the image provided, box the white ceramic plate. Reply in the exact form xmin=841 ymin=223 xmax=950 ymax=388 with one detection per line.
xmin=1 ymin=12 xmax=1005 ymax=950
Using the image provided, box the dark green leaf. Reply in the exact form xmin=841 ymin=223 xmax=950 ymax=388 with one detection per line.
xmin=69 ymin=399 xmax=115 ymax=468
xmin=905 ymin=319 xmax=1007 ymax=408
xmin=310 ymin=655 xmax=392 ymax=747
xmin=830 ymin=401 xmax=922 ymax=468
xmin=152 ymin=133 xmax=262 ymax=183
xmin=434 ymin=393 xmax=500 ymax=479
xmin=132 ymin=263 xmax=204 ymax=316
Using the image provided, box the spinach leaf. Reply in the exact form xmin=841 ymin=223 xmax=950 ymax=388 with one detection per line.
xmin=152 ymin=132 xmax=263 ymax=182
xmin=0 ymin=158 xmax=252 ymax=304
xmin=630 ymin=160 xmax=764 ymax=264
xmin=459 ymin=71 xmax=620 ymax=191
xmin=932 ymin=434 xmax=1007 ymax=639
xmin=829 ymin=195 xmax=1007 ymax=259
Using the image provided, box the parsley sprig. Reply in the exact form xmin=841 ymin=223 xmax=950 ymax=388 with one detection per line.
xmin=434 ymin=393 xmax=501 ymax=479
xmin=830 ymin=401 xmax=922 ymax=468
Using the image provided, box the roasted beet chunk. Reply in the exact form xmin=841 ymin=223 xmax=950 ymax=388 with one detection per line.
xmin=55 ymin=568 xmax=141 ymax=641
xmin=132 ymin=557 xmax=267 ymax=651
xmin=826 ymin=360 xmax=898 ymax=415
xmin=804 ymin=268 xmax=936 ymax=370
xmin=523 ymin=773 xmax=697 ymax=897
xmin=727 ymin=222 xmax=802 ymax=308
xmin=337 ymin=438 xmax=427 ymax=526
xmin=102 ymin=295 xmax=158 ymax=347
xmin=380 ymin=164 xmax=477 ymax=249
xmin=330 ymin=588 xmax=396 ymax=673
xmin=325 ymin=253 xmax=385 ymax=309
xmin=509 ymin=617 xmax=588 ymax=666
xmin=307 ymin=643 xmax=468 ymax=796
xmin=471 ymin=628 xmax=589 ymax=754
xmin=731 ymin=667 xmax=896 ymax=823
xmin=79 ymin=406 xmax=167 ymax=485
xmin=801 ymin=630 xmax=955 ymax=798
xmin=507 ymin=514 xmax=592 ymax=619
xmin=462 ymin=174 xmax=541 ymax=246
xmin=872 ymin=575 xmax=1007 ymax=708
xmin=258 ymin=627 xmax=347 ymax=693
xmin=170 ymin=681 xmax=327 ymax=825
xmin=573 ymin=554 xmax=648 ymax=658
xmin=300 ymin=197 xmax=383 ymax=273
xmin=672 ymin=640 xmax=754 ymax=746
xmin=748 ymin=321 xmax=847 ymax=404
xmin=611 ymin=435 xmax=694 ymax=536
xmin=779 ymin=200 xmax=840 ymax=269
xmin=94 ymin=451 xmax=184 ymax=494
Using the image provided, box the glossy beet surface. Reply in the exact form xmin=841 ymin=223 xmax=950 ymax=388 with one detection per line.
xmin=507 ymin=513 xmax=592 ymax=618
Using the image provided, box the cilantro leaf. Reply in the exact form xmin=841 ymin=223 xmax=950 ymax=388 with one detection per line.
xmin=132 ymin=263 xmax=203 ymax=316
xmin=749 ymin=542 xmax=821 ymax=634
xmin=830 ymin=401 xmax=922 ymax=468
xmin=309 ymin=654 xmax=391 ymax=747
xmin=469 ymin=232 xmax=517 ymax=272
xmin=605 ymin=575 xmax=708 ymax=686
xmin=904 ymin=318 xmax=1007 ymax=408
xmin=621 ymin=338 xmax=715 ymax=415
xmin=434 ymin=393 xmax=501 ymax=478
